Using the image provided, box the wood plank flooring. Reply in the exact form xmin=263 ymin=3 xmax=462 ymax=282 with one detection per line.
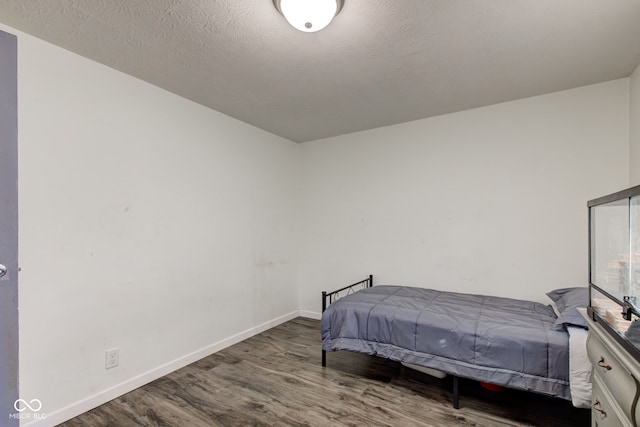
xmin=59 ymin=318 xmax=589 ymax=426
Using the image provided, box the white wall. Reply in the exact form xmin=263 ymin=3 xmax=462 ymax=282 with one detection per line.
xmin=299 ymin=79 xmax=629 ymax=312
xmin=630 ymin=64 xmax=640 ymax=185
xmin=3 ymin=24 xmax=300 ymax=425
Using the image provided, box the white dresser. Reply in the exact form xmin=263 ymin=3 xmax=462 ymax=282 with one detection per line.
xmin=583 ymin=309 xmax=640 ymax=427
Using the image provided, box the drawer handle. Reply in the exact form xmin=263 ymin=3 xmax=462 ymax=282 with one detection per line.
xmin=598 ymin=356 xmax=612 ymax=371
xmin=593 ymin=400 xmax=607 ymax=417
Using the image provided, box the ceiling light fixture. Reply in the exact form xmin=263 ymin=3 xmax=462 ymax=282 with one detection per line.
xmin=273 ymin=0 xmax=344 ymax=33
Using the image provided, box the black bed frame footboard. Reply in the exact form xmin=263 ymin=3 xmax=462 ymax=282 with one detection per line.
xmin=321 ymin=275 xmax=373 ymax=367
xmin=321 ymin=274 xmax=373 ymax=313
xmin=320 ymin=274 xmax=461 ymax=409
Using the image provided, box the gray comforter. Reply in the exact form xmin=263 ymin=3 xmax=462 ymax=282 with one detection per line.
xmin=321 ymin=286 xmax=570 ymax=400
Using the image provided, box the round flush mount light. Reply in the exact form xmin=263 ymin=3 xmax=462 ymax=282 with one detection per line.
xmin=273 ymin=0 xmax=344 ymax=33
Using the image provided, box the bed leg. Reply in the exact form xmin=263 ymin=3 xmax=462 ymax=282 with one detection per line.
xmin=453 ymin=376 xmax=460 ymax=409
xmin=321 ymin=290 xmax=327 ymax=368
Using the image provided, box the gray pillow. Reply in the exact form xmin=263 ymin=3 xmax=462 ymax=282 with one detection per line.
xmin=546 ymin=287 xmax=589 ymax=329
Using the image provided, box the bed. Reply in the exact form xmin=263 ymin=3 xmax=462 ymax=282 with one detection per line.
xmin=320 ymin=276 xmax=591 ymax=409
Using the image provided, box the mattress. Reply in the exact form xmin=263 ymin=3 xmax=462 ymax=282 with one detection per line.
xmin=566 ymin=325 xmax=591 ymax=408
xmin=321 ymin=285 xmax=571 ymax=400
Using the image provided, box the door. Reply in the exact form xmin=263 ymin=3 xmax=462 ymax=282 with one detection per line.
xmin=0 ymin=30 xmax=18 ymax=425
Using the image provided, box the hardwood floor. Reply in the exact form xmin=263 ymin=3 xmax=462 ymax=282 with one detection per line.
xmin=59 ymin=318 xmax=589 ymax=426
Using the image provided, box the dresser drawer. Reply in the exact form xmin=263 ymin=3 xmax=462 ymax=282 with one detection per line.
xmin=592 ymin=375 xmax=630 ymax=427
xmin=588 ymin=331 xmax=639 ymax=421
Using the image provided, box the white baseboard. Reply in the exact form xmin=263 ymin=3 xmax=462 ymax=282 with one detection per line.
xmin=298 ymin=310 xmax=321 ymax=320
xmin=23 ymin=310 xmax=301 ymax=427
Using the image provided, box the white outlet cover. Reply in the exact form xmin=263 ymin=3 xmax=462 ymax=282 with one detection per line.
xmin=105 ymin=348 xmax=119 ymax=369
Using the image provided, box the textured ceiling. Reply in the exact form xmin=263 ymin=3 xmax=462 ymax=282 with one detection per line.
xmin=1 ymin=1 xmax=640 ymax=143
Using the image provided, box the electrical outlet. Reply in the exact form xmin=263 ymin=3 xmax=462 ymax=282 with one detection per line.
xmin=105 ymin=348 xmax=119 ymax=369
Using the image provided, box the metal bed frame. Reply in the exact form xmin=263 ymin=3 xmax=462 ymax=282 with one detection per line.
xmin=321 ymin=275 xmax=461 ymax=409
xmin=321 ymin=274 xmax=373 ymax=368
